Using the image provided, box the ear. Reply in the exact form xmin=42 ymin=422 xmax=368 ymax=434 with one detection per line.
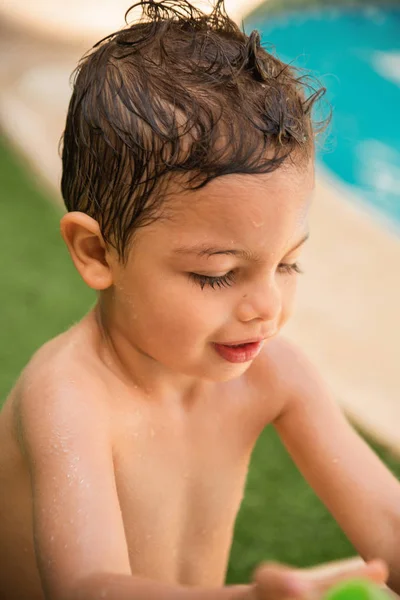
xmin=60 ymin=212 xmax=114 ymax=290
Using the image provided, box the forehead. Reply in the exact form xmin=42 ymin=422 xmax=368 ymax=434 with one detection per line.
xmin=161 ymin=163 xmax=314 ymax=247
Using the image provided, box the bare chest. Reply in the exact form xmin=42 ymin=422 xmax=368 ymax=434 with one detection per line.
xmin=111 ymin=391 xmax=263 ymax=587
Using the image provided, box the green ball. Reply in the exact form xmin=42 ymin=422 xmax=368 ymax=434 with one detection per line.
xmin=323 ymin=580 xmax=391 ymax=600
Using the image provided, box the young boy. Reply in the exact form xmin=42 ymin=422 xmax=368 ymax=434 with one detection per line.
xmin=0 ymin=0 xmax=399 ymax=599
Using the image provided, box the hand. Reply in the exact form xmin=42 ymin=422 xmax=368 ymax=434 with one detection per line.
xmin=250 ymin=556 xmax=388 ymax=600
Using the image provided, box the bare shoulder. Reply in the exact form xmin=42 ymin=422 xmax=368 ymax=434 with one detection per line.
xmin=3 ymin=324 xmax=110 ymax=456
xmin=246 ymin=334 xmax=322 ymax=424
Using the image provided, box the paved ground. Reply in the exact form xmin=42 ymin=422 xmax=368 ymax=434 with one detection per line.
xmin=1 ymin=4 xmax=399 ymax=456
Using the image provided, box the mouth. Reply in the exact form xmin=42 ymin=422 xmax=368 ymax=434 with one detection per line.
xmin=213 ymin=339 xmax=265 ymax=363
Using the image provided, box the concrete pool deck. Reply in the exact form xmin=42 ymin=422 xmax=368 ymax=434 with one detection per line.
xmin=1 ymin=1 xmax=399 ymax=456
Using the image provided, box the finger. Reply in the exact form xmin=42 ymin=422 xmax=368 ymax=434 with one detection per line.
xmin=298 ymin=557 xmax=389 ymax=591
xmin=364 ymin=559 xmax=389 ymax=585
xmin=305 ymin=557 xmax=368 ymax=580
xmin=253 ymin=562 xmax=313 ymax=599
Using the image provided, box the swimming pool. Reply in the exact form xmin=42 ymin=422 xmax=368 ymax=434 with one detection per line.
xmin=245 ymin=4 xmax=400 ymax=226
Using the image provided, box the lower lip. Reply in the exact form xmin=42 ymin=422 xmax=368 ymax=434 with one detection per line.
xmin=213 ymin=341 xmax=263 ymax=363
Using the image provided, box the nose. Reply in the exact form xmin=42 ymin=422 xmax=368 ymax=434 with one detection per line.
xmin=236 ymin=274 xmax=282 ymax=324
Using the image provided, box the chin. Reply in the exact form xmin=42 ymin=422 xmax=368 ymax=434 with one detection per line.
xmin=206 ymin=362 xmax=251 ymax=383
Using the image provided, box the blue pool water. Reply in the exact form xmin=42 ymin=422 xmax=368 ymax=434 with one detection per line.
xmin=245 ymin=5 xmax=400 ymax=225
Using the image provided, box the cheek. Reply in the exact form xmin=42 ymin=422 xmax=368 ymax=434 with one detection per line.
xmin=124 ymin=272 xmax=224 ymax=335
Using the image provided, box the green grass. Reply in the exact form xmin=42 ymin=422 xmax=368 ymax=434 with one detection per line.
xmin=1 ymin=134 xmax=399 ymax=585
xmin=228 ymin=425 xmax=400 ymax=583
xmin=0 ymin=134 xmax=94 ymax=397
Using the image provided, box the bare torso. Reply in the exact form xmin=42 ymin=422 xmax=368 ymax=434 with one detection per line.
xmin=0 ymin=314 xmax=285 ymax=600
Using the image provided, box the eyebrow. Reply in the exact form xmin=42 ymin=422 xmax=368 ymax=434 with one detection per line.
xmin=173 ymin=232 xmax=310 ymax=260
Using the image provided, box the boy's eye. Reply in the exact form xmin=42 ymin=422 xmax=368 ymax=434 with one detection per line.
xmin=189 ymin=262 xmax=303 ymax=291
xmin=189 ymin=271 xmax=235 ymax=290
xmin=278 ymin=262 xmax=304 ymax=276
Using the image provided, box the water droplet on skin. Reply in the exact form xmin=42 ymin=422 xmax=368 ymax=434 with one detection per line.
xmin=150 ymin=428 xmax=155 ymax=437
xmin=332 ymin=458 xmax=339 ymax=464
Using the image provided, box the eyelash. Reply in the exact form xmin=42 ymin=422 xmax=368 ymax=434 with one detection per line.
xmin=189 ymin=262 xmax=303 ymax=290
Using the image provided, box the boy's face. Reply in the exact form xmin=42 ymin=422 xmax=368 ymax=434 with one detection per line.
xmin=106 ymin=161 xmax=314 ymax=382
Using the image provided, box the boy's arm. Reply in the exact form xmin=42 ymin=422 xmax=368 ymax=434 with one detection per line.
xmin=268 ymin=337 xmax=400 ymax=594
xmin=68 ymin=573 xmax=252 ymax=600
xmin=72 ymin=559 xmax=391 ymax=600
xmin=17 ymin=372 xmax=252 ymax=600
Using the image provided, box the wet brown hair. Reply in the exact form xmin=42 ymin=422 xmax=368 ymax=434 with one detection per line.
xmin=60 ymin=0 xmax=329 ymax=262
